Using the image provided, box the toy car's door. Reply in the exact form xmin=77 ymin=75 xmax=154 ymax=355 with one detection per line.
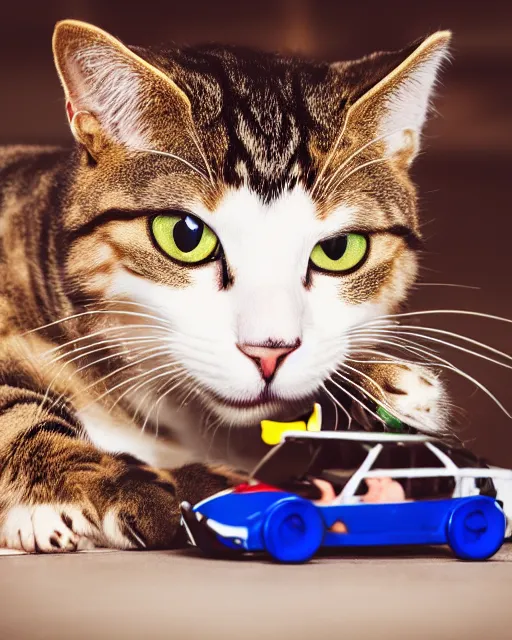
xmin=321 ymin=499 xmax=456 ymax=547
xmin=321 ymin=443 xmax=457 ymax=547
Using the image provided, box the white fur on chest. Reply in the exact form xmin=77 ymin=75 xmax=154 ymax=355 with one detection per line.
xmin=77 ymin=406 xmax=188 ymax=468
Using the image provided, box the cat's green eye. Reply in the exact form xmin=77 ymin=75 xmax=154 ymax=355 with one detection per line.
xmin=151 ymin=213 xmax=219 ymax=264
xmin=310 ymin=233 xmax=368 ymax=273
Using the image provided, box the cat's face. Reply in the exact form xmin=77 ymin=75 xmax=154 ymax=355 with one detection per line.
xmin=55 ymin=21 xmax=450 ymax=426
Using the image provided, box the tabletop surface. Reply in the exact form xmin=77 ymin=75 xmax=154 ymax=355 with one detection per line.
xmin=1 ymin=544 xmax=511 ymax=640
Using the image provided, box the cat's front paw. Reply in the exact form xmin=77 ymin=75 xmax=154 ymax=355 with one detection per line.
xmin=99 ymin=462 xmax=246 ymax=550
xmin=363 ymin=363 xmax=449 ymax=434
xmin=0 ymin=459 xmax=245 ymax=553
xmin=0 ymin=504 xmax=95 ymax=553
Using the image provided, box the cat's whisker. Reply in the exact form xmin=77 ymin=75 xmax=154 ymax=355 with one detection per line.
xmin=334 ymin=368 xmax=400 ymax=421
xmin=363 ymin=309 xmax=512 ymax=325
xmin=161 ymin=377 xmax=203 ymax=438
xmin=202 ymin=401 xmax=220 ymax=436
xmin=204 ymin=411 xmax=226 ymax=458
xmin=42 ymin=323 xmax=172 ymax=356
xmin=34 ymin=375 xmax=75 ymax=426
xmin=347 ymin=318 xmax=399 ymax=332
xmin=83 ymin=297 xmax=178 ymax=319
xmin=347 ymin=339 xmax=438 ymax=368
xmin=114 ymin=368 xmax=184 ymax=423
xmin=36 ymin=341 xmax=159 ymax=421
xmin=320 ymin=383 xmax=351 ymax=430
xmin=134 ymin=148 xmax=210 ymax=182
xmin=45 ymin=335 xmax=164 ymax=366
xmin=350 ymin=309 xmax=512 ymax=368
xmin=142 ymin=372 xmax=187 ymax=436
xmin=347 ymin=352 xmax=426 ymax=366
xmin=108 ymin=371 xmax=163 ymax=418
xmin=348 ymin=346 xmax=512 ymax=419
xmin=82 ymin=305 xmax=176 ymax=329
xmin=329 ymin=390 xmax=340 ymax=431
xmin=142 ymin=374 xmax=190 ymax=435
xmin=350 ymin=315 xmax=512 ymax=366
xmin=332 ymin=157 xmax=390 ymax=190
xmin=153 ymin=376 xmax=186 ymax=439
xmin=326 ymin=375 xmax=384 ymax=425
xmin=177 ymin=381 xmax=200 ymax=411
xmin=69 ymin=349 xmax=174 ymax=404
xmin=25 ymin=308 xmax=175 ymax=336
xmin=87 ymin=362 xmax=181 ymax=411
xmin=74 ymin=344 xmax=169 ymax=377
xmin=354 ymin=327 xmax=512 ymax=371
xmin=165 ymin=346 xmax=221 ymax=371
xmin=319 ymin=126 xmax=409 ymax=196
xmin=43 ymin=346 xmax=173 ymax=419
xmin=310 ymin=111 xmax=350 ymax=197
xmin=337 ymin=361 xmax=399 ymax=415
xmin=188 ymin=130 xmax=217 ymax=187
xmin=348 ymin=333 xmax=439 ymax=360
xmin=379 ymin=325 xmax=512 ymax=367
xmin=43 ymin=325 xmax=208 ymax=365
xmin=414 ymin=282 xmax=481 ymax=290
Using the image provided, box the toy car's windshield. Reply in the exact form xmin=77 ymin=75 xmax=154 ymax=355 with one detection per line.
xmin=252 ymin=437 xmax=369 ymax=491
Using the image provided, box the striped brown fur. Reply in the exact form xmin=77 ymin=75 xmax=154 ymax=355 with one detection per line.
xmin=0 ymin=21 xmax=451 ymax=551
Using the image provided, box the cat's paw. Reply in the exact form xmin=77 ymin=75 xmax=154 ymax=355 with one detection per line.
xmin=0 ymin=449 xmax=245 ymax=553
xmin=365 ymin=363 xmax=449 ymax=433
xmin=0 ymin=505 xmax=96 ymax=553
xmin=97 ymin=463 xmax=247 ymax=550
xmin=0 ymin=483 xmax=178 ymax=553
xmin=381 ymin=364 xmax=448 ymax=432
xmin=98 ymin=478 xmax=180 ymax=550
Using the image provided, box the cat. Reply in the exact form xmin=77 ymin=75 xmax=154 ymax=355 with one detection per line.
xmin=0 ymin=19 xmax=451 ymax=551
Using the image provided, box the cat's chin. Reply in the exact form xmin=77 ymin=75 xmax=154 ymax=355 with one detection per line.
xmin=205 ymin=393 xmax=314 ymax=427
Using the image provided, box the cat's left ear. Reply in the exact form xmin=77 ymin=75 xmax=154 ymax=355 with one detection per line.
xmin=52 ymin=20 xmax=196 ymax=159
xmin=340 ymin=31 xmax=451 ymax=165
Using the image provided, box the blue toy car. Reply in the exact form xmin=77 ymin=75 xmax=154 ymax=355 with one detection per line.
xmin=181 ymin=431 xmax=511 ymax=563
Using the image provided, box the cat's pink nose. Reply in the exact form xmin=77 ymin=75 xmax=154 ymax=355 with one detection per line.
xmin=237 ymin=342 xmax=300 ymax=381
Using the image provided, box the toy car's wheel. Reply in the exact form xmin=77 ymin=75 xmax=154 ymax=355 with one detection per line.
xmin=446 ymin=497 xmax=506 ymax=561
xmin=262 ymin=497 xmax=324 ymax=563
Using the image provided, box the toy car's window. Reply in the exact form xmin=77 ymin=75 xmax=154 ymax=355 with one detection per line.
xmin=358 ymin=444 xmax=455 ymax=500
xmin=372 ymin=444 xmax=444 ymax=470
xmin=308 ymin=441 xmax=370 ymax=493
xmin=354 ymin=475 xmax=456 ymax=501
xmin=404 ymin=476 xmax=456 ymax=500
xmin=308 ymin=440 xmax=369 ymax=474
xmin=435 ymin=444 xmax=486 ymax=468
xmin=432 ymin=445 xmax=496 ymax=497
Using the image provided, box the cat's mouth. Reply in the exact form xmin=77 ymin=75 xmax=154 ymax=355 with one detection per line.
xmin=203 ymin=386 xmax=315 ymax=426
xmin=218 ymin=387 xmax=274 ymax=410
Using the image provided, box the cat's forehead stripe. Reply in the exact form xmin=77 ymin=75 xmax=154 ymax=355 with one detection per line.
xmin=145 ymin=47 xmax=336 ymax=202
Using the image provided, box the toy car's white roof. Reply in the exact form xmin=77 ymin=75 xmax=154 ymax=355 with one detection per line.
xmin=282 ymin=430 xmax=433 ymax=444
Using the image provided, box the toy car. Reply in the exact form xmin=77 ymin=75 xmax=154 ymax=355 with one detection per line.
xmin=181 ymin=429 xmax=511 ymax=563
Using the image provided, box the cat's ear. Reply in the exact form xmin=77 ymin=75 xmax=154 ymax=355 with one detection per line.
xmin=52 ymin=20 xmax=193 ymax=157
xmin=339 ymin=31 xmax=451 ymax=165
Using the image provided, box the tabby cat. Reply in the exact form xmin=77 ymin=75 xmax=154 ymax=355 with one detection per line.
xmin=0 ymin=20 xmax=451 ymax=551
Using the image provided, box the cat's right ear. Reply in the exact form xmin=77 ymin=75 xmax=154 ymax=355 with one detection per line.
xmin=333 ymin=31 xmax=451 ymax=167
xmin=52 ymin=20 xmax=195 ymax=159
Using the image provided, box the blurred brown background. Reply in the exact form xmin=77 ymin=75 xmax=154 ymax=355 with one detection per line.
xmin=1 ymin=0 xmax=511 ymax=464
